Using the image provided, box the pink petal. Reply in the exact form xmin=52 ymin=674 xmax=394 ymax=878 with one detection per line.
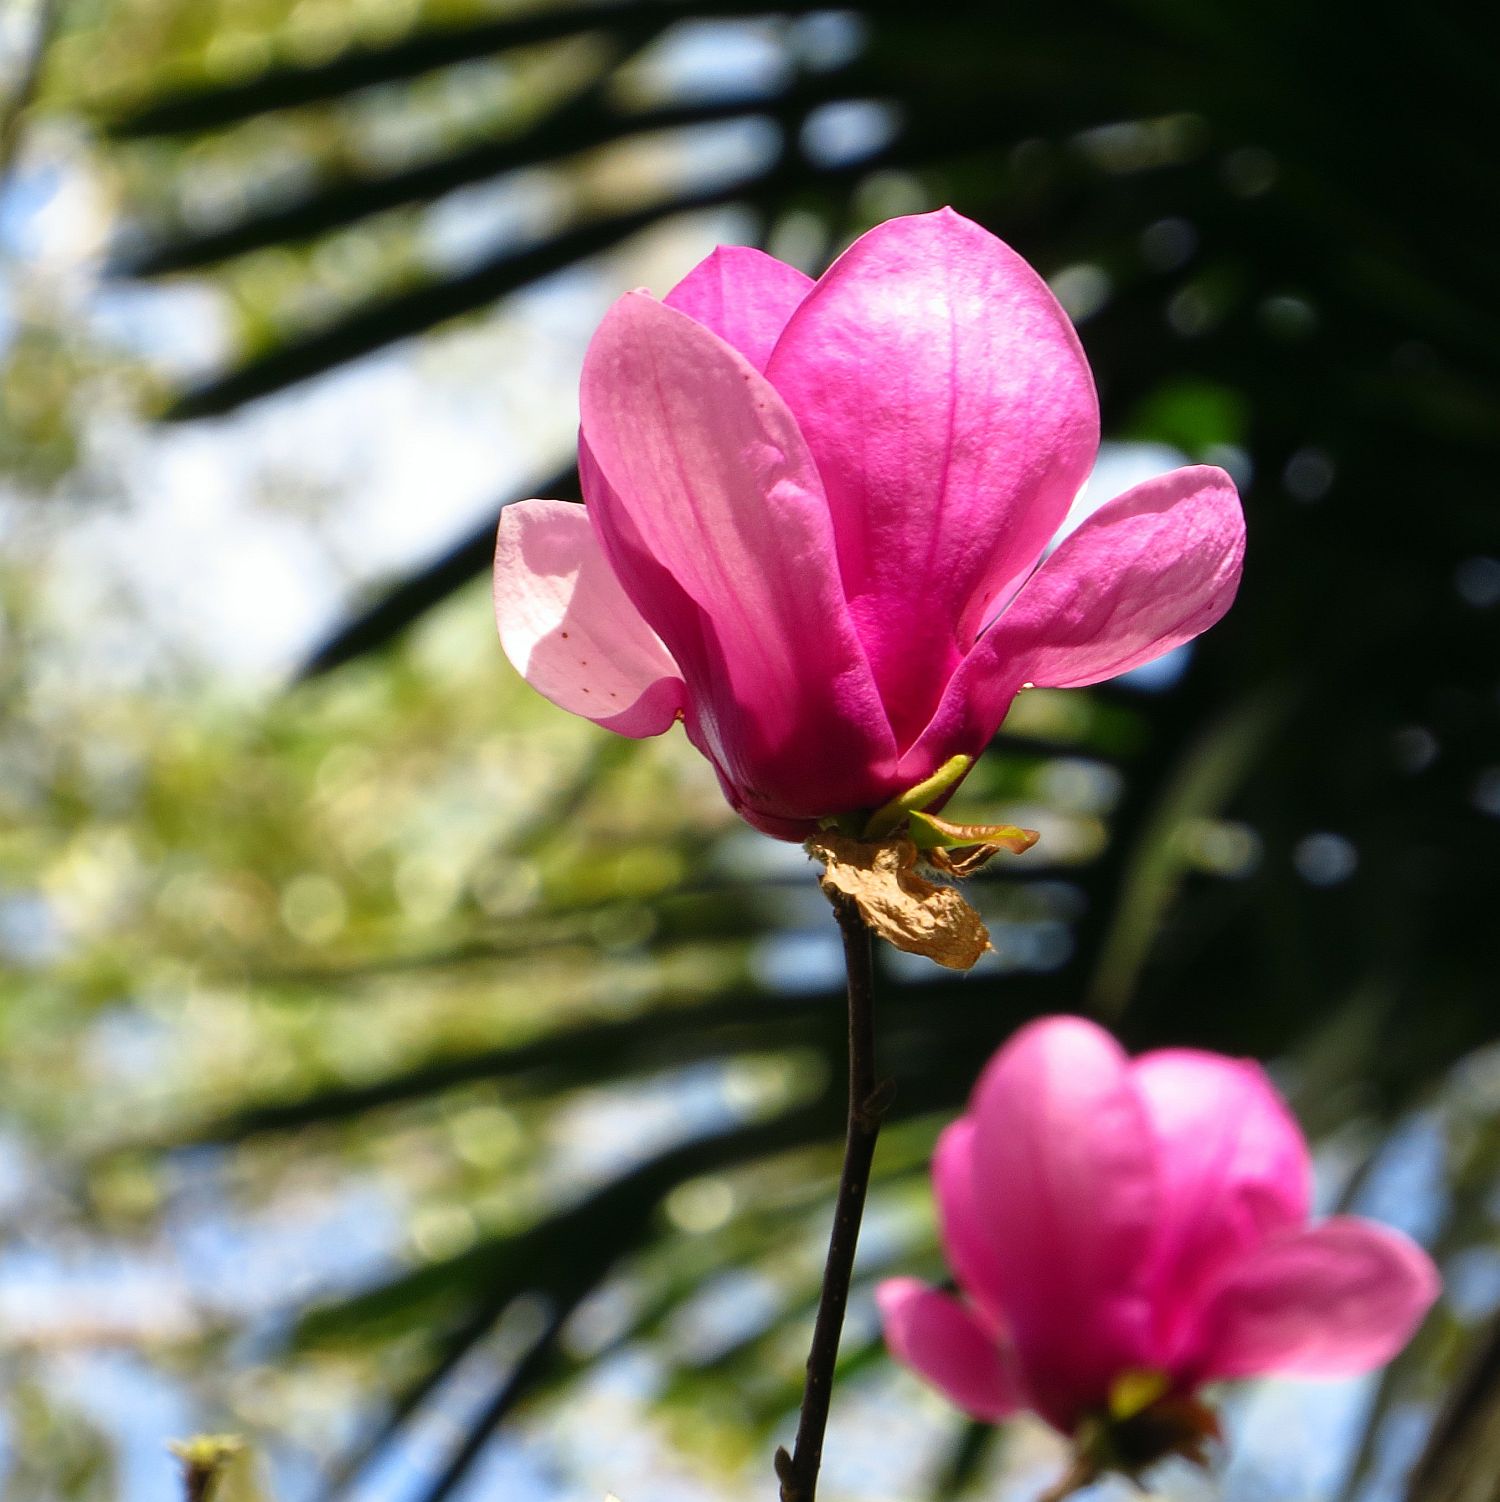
xmin=1131 ymin=1051 xmax=1312 ymax=1346
xmin=576 ymin=441 xmax=812 ymax=843
xmin=898 ymin=465 xmax=1243 ymax=779
xmin=986 ymin=463 xmax=1244 ymax=690
xmin=877 ymin=1278 xmax=1022 ymax=1422
xmin=579 ymin=292 xmax=896 ymax=828
xmin=933 ymin=1119 xmax=1008 ymax=1330
xmin=765 ymin=208 xmax=1099 ymax=746
xmin=663 ymin=245 xmax=813 ymax=371
xmin=970 ymin=1017 xmax=1161 ymax=1428
xmin=1185 ymin=1218 xmax=1440 ymax=1382
xmin=493 ymin=498 xmax=686 ymax=736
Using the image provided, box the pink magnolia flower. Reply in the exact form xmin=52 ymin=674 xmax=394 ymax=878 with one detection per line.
xmin=494 ymin=210 xmax=1244 ymax=839
xmin=878 ymin=1017 xmax=1440 ymax=1467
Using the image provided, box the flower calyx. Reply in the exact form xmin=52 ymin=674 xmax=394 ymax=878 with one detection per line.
xmin=806 ymin=831 xmax=990 ymax=970
xmin=1050 ymin=1370 xmax=1221 ymax=1500
xmin=907 ymin=810 xmax=1040 ymax=877
xmin=806 ymin=759 xmax=1039 ymax=971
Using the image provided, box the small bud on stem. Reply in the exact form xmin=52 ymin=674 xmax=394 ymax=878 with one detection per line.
xmin=168 ymin=1436 xmax=244 ymax=1502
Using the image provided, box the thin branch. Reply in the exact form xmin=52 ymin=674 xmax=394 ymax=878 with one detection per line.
xmin=775 ymin=892 xmax=890 ymax=1502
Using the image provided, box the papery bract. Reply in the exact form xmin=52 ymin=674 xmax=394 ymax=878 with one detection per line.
xmin=877 ymin=1017 xmax=1440 ymax=1447
xmin=494 ymin=210 xmax=1245 ymax=838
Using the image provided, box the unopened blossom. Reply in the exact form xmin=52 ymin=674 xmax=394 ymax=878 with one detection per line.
xmin=878 ymin=1018 xmax=1439 ymax=1475
xmin=494 ymin=210 xmax=1245 ymax=839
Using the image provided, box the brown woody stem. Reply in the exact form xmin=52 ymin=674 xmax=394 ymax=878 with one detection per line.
xmin=775 ymin=892 xmax=889 ymax=1502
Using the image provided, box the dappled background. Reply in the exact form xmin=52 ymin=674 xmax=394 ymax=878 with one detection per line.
xmin=2 ymin=1 xmax=1499 ymax=1500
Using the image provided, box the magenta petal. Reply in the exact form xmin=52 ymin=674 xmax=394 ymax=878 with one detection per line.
xmin=877 ymin=1278 xmax=1022 ymax=1422
xmin=1185 ymin=1218 xmax=1441 ymax=1381
xmin=933 ymin=1119 xmax=1009 ymax=1330
xmin=579 ymin=293 xmax=896 ymax=826
xmin=576 ymin=442 xmax=811 ymax=840
xmin=899 ymin=464 xmax=1243 ymax=777
xmin=1131 ymin=1051 xmax=1311 ymax=1345
xmin=970 ymin=1018 xmax=1161 ymax=1427
xmin=493 ymin=498 xmax=685 ymax=736
xmin=987 ymin=463 xmax=1245 ymax=690
xmin=663 ymin=245 xmax=813 ymax=371
xmin=766 ymin=208 xmax=1099 ymax=746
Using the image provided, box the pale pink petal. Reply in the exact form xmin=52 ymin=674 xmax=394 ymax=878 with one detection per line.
xmin=579 ymin=292 xmax=896 ymax=828
xmin=970 ymin=1017 xmax=1161 ymax=1428
xmin=897 ymin=465 xmax=1243 ymax=780
xmin=933 ymin=1119 xmax=1008 ymax=1329
xmin=765 ymin=208 xmax=1099 ymax=746
xmin=877 ymin=1278 xmax=1022 ymax=1422
xmin=663 ymin=245 xmax=813 ymax=371
xmin=1184 ymin=1219 xmax=1440 ymax=1381
xmin=1131 ymin=1051 xmax=1311 ymax=1348
xmin=493 ymin=498 xmax=685 ymax=736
